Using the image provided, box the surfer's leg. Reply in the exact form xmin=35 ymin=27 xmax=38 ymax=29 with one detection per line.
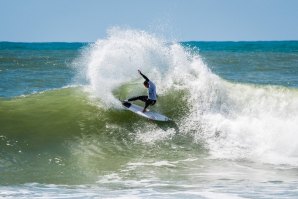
xmin=151 ymin=100 xmax=156 ymax=106
xmin=143 ymin=99 xmax=156 ymax=112
xmin=143 ymin=100 xmax=151 ymax=112
xmin=128 ymin=95 xmax=147 ymax=102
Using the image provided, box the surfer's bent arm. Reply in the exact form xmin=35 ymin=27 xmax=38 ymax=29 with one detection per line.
xmin=138 ymin=70 xmax=149 ymax=82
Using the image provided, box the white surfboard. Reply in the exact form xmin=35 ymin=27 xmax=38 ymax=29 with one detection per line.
xmin=122 ymin=101 xmax=170 ymax=121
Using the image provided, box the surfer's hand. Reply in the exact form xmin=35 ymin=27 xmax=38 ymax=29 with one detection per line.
xmin=138 ymin=69 xmax=142 ymax=74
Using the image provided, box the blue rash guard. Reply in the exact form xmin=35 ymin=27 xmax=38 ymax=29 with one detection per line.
xmin=148 ymin=80 xmax=157 ymax=100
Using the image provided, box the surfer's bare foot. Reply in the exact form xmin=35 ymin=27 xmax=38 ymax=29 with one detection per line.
xmin=142 ymin=109 xmax=148 ymax=113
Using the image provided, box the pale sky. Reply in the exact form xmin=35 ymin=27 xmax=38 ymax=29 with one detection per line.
xmin=1 ymin=0 xmax=298 ymax=42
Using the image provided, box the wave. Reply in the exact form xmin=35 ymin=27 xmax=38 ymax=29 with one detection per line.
xmin=73 ymin=28 xmax=298 ymax=166
xmin=1 ymin=29 xmax=298 ymax=184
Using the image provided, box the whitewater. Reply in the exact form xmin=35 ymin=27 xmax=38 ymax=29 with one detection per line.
xmin=77 ymin=28 xmax=298 ymax=165
xmin=1 ymin=29 xmax=298 ymax=198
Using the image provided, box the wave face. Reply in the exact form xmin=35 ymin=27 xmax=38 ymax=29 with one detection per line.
xmin=76 ymin=28 xmax=298 ymax=166
xmin=1 ymin=30 xmax=298 ymax=193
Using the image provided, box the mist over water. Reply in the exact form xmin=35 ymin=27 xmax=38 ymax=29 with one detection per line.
xmin=1 ymin=29 xmax=298 ymax=198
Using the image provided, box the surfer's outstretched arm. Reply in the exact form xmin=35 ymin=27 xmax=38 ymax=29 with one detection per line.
xmin=138 ymin=70 xmax=149 ymax=82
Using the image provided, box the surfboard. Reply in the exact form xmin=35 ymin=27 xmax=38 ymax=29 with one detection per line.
xmin=121 ymin=101 xmax=170 ymax=121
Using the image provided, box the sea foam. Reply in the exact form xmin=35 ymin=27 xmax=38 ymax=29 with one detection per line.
xmin=78 ymin=28 xmax=298 ymax=166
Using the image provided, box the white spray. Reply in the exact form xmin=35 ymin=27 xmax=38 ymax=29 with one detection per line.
xmin=78 ymin=28 xmax=298 ymax=166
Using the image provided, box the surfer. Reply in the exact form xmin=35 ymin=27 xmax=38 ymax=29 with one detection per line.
xmin=127 ymin=70 xmax=157 ymax=112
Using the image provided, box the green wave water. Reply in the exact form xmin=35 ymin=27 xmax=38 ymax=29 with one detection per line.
xmin=0 ymin=86 xmax=192 ymax=185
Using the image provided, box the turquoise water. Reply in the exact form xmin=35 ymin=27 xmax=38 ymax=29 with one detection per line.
xmin=183 ymin=41 xmax=298 ymax=88
xmin=2 ymin=41 xmax=298 ymax=98
xmin=1 ymin=30 xmax=298 ymax=198
xmin=0 ymin=42 xmax=85 ymax=98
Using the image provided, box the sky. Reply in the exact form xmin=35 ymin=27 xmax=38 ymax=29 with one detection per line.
xmin=0 ymin=0 xmax=298 ymax=42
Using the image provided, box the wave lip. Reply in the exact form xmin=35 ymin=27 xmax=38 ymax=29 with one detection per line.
xmin=76 ymin=28 xmax=194 ymax=108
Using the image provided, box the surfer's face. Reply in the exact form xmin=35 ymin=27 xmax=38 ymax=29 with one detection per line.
xmin=144 ymin=82 xmax=149 ymax=88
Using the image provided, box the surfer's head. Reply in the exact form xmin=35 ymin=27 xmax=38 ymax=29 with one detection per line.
xmin=143 ymin=81 xmax=149 ymax=88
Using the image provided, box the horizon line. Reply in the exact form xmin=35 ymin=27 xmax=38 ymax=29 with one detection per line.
xmin=1 ymin=40 xmax=298 ymax=43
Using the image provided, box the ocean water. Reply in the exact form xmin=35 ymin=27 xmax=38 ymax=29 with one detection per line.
xmin=1 ymin=29 xmax=298 ymax=198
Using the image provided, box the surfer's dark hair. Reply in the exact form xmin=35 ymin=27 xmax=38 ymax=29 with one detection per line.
xmin=143 ymin=81 xmax=149 ymax=85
